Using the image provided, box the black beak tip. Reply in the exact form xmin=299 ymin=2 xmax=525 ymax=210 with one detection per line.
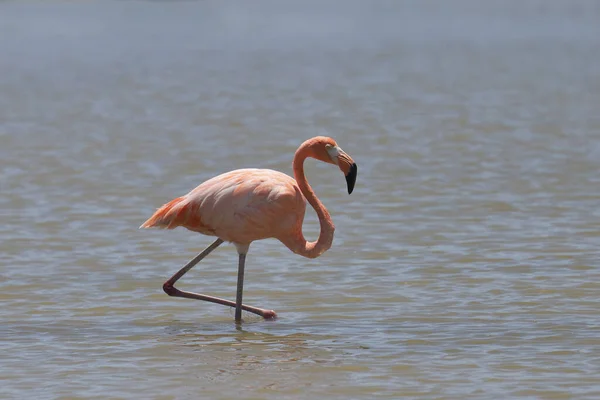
xmin=345 ymin=163 xmax=357 ymax=194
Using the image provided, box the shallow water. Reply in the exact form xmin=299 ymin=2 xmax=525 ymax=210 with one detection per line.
xmin=2 ymin=0 xmax=600 ymax=398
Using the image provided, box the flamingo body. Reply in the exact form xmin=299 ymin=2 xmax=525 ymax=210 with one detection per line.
xmin=141 ymin=168 xmax=307 ymax=246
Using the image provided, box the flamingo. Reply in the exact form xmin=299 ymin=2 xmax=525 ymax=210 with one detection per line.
xmin=140 ymin=136 xmax=357 ymax=322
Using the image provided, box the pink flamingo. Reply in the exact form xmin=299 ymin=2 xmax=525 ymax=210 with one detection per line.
xmin=140 ymin=136 xmax=357 ymax=322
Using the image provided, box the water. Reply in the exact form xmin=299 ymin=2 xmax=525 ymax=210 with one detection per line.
xmin=1 ymin=0 xmax=600 ymax=398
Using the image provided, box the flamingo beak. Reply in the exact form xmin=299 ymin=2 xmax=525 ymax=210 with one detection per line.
xmin=326 ymin=144 xmax=357 ymax=194
xmin=345 ymin=162 xmax=357 ymax=194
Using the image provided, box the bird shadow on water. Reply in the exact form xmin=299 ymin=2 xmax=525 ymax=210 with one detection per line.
xmin=159 ymin=313 xmax=343 ymax=361
xmin=149 ymin=317 xmax=348 ymax=392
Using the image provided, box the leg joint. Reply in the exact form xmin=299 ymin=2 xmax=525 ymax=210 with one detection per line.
xmin=163 ymin=281 xmax=177 ymax=296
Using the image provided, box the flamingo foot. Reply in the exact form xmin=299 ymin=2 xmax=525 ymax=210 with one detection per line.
xmin=261 ymin=309 xmax=277 ymax=320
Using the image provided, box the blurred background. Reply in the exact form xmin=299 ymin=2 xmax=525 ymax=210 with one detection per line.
xmin=1 ymin=1 xmax=599 ymax=399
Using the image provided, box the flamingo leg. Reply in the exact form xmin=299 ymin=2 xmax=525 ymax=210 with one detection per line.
xmin=162 ymin=238 xmax=276 ymax=321
xmin=235 ymin=253 xmax=246 ymax=322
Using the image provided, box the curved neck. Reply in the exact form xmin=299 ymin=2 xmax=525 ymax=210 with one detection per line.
xmin=287 ymin=141 xmax=335 ymax=259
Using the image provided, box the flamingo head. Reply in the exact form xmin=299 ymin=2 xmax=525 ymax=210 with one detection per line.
xmin=308 ymin=136 xmax=357 ymax=194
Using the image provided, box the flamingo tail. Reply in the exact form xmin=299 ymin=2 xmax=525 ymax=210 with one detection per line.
xmin=140 ymin=196 xmax=189 ymax=229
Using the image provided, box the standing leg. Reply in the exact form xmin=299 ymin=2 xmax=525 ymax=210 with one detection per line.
xmin=161 ymin=238 xmax=276 ymax=320
xmin=235 ymin=253 xmax=246 ymax=323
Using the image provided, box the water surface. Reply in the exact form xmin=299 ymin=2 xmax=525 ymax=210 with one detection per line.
xmin=1 ymin=1 xmax=600 ymax=398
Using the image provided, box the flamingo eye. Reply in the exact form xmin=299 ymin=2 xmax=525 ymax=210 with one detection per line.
xmin=325 ymin=145 xmax=340 ymax=164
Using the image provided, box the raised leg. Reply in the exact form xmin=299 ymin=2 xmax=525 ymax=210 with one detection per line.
xmin=164 ymin=238 xmax=224 ymax=286
xmin=162 ymin=238 xmax=276 ymax=320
